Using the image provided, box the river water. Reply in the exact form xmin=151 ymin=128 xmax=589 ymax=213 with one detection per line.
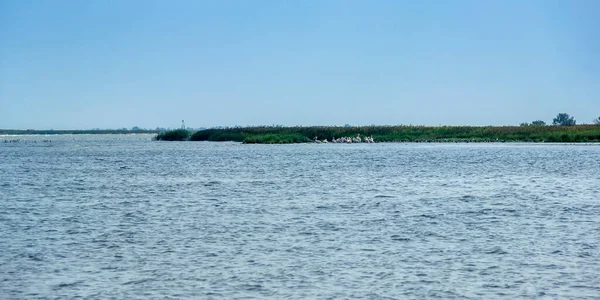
xmin=1 ymin=135 xmax=599 ymax=299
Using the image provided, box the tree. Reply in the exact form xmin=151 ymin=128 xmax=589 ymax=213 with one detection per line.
xmin=553 ymin=113 xmax=576 ymax=126
xmin=594 ymin=117 xmax=600 ymax=125
xmin=531 ymin=120 xmax=546 ymax=126
xmin=521 ymin=120 xmax=546 ymax=126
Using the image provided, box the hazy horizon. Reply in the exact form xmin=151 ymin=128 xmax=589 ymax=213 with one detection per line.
xmin=2 ymin=117 xmax=600 ymax=132
xmin=1 ymin=1 xmax=599 ymax=130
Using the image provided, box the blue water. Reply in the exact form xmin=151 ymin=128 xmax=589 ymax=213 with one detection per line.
xmin=1 ymin=135 xmax=599 ymax=299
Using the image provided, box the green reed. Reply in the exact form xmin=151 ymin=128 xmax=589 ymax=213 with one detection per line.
xmin=185 ymin=125 xmax=600 ymax=143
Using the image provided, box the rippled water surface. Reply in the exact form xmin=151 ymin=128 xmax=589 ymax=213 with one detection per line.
xmin=1 ymin=135 xmax=599 ymax=299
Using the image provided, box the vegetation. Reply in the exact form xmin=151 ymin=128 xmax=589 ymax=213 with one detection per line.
xmin=553 ymin=113 xmax=576 ymax=126
xmin=531 ymin=120 xmax=546 ymax=126
xmin=165 ymin=125 xmax=600 ymax=143
xmin=243 ymin=134 xmax=312 ymax=144
xmin=520 ymin=120 xmax=547 ymax=126
xmin=10 ymin=113 xmax=598 ymax=144
xmin=153 ymin=129 xmax=190 ymax=141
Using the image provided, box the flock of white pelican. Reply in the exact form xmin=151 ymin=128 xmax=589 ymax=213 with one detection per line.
xmin=314 ymin=134 xmax=374 ymax=143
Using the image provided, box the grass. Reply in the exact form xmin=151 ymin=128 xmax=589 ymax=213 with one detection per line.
xmin=177 ymin=125 xmax=600 ymax=143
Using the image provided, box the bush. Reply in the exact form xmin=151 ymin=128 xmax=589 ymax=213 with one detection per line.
xmin=531 ymin=120 xmax=546 ymax=126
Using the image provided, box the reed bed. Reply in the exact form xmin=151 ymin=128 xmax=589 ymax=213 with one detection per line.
xmin=154 ymin=125 xmax=600 ymax=143
xmin=153 ymin=129 xmax=190 ymax=141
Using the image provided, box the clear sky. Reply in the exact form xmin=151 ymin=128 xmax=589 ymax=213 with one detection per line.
xmin=1 ymin=0 xmax=598 ymax=129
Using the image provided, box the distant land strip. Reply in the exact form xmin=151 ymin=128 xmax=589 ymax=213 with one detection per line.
xmin=154 ymin=125 xmax=600 ymax=144
xmin=0 ymin=129 xmax=161 ymax=135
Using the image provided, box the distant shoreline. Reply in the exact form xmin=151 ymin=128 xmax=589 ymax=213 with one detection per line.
xmin=154 ymin=125 xmax=600 ymax=144
xmin=0 ymin=129 xmax=161 ymax=135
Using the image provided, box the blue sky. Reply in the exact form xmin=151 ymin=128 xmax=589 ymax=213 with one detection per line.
xmin=1 ymin=0 xmax=598 ymax=129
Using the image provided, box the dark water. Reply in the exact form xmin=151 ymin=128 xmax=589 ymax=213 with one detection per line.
xmin=1 ymin=135 xmax=599 ymax=299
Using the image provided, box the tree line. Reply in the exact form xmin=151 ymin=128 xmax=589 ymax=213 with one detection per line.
xmin=522 ymin=113 xmax=600 ymax=126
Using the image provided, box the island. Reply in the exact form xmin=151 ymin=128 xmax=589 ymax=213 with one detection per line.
xmin=154 ymin=124 xmax=600 ymax=144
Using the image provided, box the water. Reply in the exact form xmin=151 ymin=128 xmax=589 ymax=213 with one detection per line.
xmin=1 ymin=135 xmax=599 ymax=299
